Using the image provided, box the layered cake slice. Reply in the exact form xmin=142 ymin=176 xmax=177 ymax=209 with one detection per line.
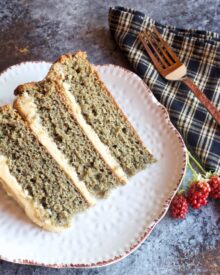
xmin=14 ymin=80 xmax=126 ymax=199
xmin=0 ymin=106 xmax=92 ymax=231
xmin=46 ymin=51 xmax=155 ymax=176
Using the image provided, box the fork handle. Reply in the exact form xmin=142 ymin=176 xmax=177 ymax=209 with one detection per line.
xmin=182 ymin=77 xmax=220 ymax=125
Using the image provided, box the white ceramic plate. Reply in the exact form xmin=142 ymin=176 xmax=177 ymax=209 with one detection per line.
xmin=0 ymin=62 xmax=186 ymax=268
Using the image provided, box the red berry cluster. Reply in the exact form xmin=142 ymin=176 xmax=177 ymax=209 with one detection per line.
xmin=170 ymin=193 xmax=188 ymax=219
xmin=208 ymin=176 xmax=220 ymax=199
xmin=188 ymin=181 xmax=210 ymax=209
xmin=170 ymin=174 xmax=220 ymax=219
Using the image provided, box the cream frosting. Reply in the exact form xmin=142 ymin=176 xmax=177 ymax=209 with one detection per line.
xmin=0 ymin=155 xmax=67 ymax=232
xmin=62 ymin=82 xmax=128 ymax=184
xmin=15 ymin=93 xmax=96 ymax=206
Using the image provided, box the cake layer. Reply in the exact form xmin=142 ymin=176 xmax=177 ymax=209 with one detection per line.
xmin=47 ymin=51 xmax=155 ymax=176
xmin=0 ymin=106 xmax=90 ymax=231
xmin=15 ymin=81 xmax=124 ymax=198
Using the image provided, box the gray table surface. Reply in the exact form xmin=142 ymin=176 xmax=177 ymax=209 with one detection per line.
xmin=0 ymin=0 xmax=219 ymax=274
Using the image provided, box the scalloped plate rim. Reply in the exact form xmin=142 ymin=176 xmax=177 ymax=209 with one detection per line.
xmin=0 ymin=61 xmax=187 ymax=268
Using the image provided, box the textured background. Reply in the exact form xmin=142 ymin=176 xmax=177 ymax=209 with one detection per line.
xmin=0 ymin=0 xmax=219 ymax=274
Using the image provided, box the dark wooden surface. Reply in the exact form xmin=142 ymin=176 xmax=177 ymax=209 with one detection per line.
xmin=0 ymin=0 xmax=219 ymax=274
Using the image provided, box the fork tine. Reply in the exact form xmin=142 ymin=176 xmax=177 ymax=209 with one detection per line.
xmin=144 ymin=30 xmax=168 ymax=68
xmin=138 ymin=33 xmax=163 ymax=71
xmin=147 ymin=30 xmax=174 ymax=65
xmin=151 ymin=26 xmax=180 ymax=63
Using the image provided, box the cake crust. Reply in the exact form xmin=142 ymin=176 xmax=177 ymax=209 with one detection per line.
xmin=48 ymin=50 xmax=149 ymax=152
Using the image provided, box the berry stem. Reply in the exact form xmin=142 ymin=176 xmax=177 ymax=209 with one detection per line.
xmin=187 ymin=157 xmax=198 ymax=179
xmin=187 ymin=151 xmax=206 ymax=175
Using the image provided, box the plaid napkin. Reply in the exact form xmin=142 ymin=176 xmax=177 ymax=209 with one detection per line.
xmin=109 ymin=6 xmax=220 ymax=173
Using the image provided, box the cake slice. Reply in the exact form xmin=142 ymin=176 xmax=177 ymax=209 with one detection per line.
xmin=46 ymin=51 xmax=155 ymax=176
xmin=0 ymin=106 xmax=92 ymax=231
xmin=14 ymin=80 xmax=125 ymax=199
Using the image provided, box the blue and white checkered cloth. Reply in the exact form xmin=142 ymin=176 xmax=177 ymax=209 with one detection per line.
xmin=109 ymin=6 xmax=220 ymax=173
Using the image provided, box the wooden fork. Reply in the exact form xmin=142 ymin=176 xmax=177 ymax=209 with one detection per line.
xmin=139 ymin=26 xmax=220 ymax=125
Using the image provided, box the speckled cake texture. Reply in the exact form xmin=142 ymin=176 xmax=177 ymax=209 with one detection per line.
xmin=0 ymin=0 xmax=219 ymax=273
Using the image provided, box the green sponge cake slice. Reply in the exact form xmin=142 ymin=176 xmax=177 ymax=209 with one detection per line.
xmin=0 ymin=106 xmax=91 ymax=231
xmin=46 ymin=51 xmax=155 ymax=176
xmin=14 ymin=80 xmax=125 ymax=199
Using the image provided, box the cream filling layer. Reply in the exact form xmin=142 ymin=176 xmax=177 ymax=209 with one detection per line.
xmin=62 ymin=82 xmax=128 ymax=184
xmin=0 ymin=155 xmax=67 ymax=232
xmin=15 ymin=93 xmax=95 ymax=206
